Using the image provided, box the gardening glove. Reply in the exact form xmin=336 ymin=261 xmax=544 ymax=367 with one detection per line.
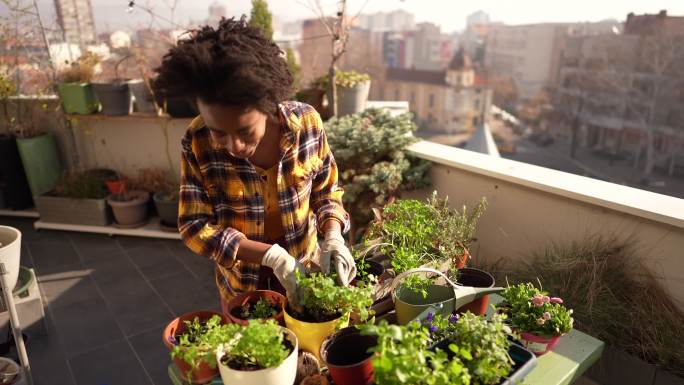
xmin=320 ymin=230 xmax=357 ymax=287
xmin=261 ymin=244 xmax=306 ymax=312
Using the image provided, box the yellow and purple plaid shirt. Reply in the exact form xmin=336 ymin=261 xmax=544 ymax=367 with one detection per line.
xmin=178 ymin=101 xmax=350 ymax=301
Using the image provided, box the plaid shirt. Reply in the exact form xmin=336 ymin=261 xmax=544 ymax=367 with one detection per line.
xmin=178 ymin=101 xmax=350 ymax=301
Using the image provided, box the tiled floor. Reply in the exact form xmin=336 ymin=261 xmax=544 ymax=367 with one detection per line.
xmin=0 ymin=217 xmax=220 ymax=385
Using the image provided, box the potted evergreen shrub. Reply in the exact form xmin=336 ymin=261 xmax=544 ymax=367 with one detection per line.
xmin=92 ymin=56 xmax=132 ymax=116
xmin=56 ymin=53 xmax=101 ymax=115
xmin=215 ymin=320 xmax=298 ymax=385
xmin=225 ymin=290 xmax=286 ymax=326
xmin=34 ymin=170 xmax=111 ymax=226
xmin=498 ymin=282 xmax=574 ymax=355
xmin=283 ymin=272 xmax=373 ymax=361
xmin=321 ymin=70 xmax=371 ymax=116
xmin=163 ymin=311 xmax=229 ymax=383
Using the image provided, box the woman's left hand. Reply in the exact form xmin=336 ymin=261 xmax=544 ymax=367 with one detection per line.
xmin=320 ymin=231 xmax=357 ymax=286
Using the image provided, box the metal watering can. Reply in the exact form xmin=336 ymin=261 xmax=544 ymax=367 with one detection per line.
xmin=391 ymin=267 xmax=504 ymax=325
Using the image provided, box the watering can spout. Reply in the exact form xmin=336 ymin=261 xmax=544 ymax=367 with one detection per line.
xmin=453 ymin=286 xmax=504 ymax=310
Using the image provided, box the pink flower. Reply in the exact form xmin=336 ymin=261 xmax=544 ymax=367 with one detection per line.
xmin=537 ymin=318 xmax=546 ymax=325
xmin=542 ymin=296 xmax=550 ymax=303
xmin=543 ymin=312 xmax=551 ymax=320
xmin=550 ymin=297 xmax=563 ymax=304
xmin=531 ymin=295 xmax=545 ymax=307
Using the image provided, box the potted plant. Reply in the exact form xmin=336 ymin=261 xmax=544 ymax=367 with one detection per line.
xmin=216 ymin=320 xmax=298 ymax=385
xmin=163 ymin=311 xmax=229 ymax=383
xmin=91 ymin=56 xmax=132 ymax=116
xmin=106 ymin=181 xmax=150 ymax=228
xmin=0 ymin=226 xmax=22 ymax=295
xmin=283 ymin=272 xmax=373 ymax=361
xmin=34 ymin=170 xmax=111 ymax=226
xmin=56 ymin=52 xmax=101 ymax=115
xmin=131 ymin=168 xmax=179 ymax=229
xmin=498 ymin=282 xmax=574 ymax=355
xmin=320 ymin=326 xmax=377 ymax=385
xmin=455 ymin=267 xmax=495 ymax=316
xmin=225 ymin=290 xmax=286 ymax=326
xmin=359 ymin=320 xmax=471 ymax=385
xmin=320 ymin=70 xmax=371 ymax=117
xmin=127 ymin=78 xmax=158 ymax=114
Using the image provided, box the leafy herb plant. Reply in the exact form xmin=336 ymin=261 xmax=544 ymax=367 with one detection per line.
xmin=293 ymin=272 xmax=374 ymax=322
xmin=218 ymin=320 xmax=291 ymax=371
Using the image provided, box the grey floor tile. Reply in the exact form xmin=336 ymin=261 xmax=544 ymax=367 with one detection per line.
xmin=26 ymin=314 xmax=77 ymax=385
xmin=68 ymin=232 xmax=121 ymax=261
xmin=37 ymin=266 xmax=100 ymax=309
xmin=20 ymin=243 xmax=34 ymax=268
xmin=27 ymin=238 xmax=81 ymax=274
xmin=98 ymin=279 xmax=172 ymax=337
xmin=127 ymin=244 xmax=189 ymax=281
xmin=69 ymin=340 xmax=153 ymax=385
xmin=150 ymin=271 xmax=220 ymax=317
xmin=166 ymin=242 xmax=215 ymax=281
xmin=129 ymin=326 xmax=172 ymax=385
xmin=116 ymin=236 xmax=164 ymax=251
xmin=50 ymin=296 xmax=124 ymax=356
xmin=85 ymin=251 xmax=146 ymax=289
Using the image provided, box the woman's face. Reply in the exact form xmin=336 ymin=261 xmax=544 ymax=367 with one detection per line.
xmin=196 ymin=99 xmax=267 ymax=159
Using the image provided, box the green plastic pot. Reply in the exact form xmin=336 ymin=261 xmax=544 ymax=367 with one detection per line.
xmin=16 ymin=134 xmax=62 ymax=197
xmin=57 ymin=83 xmax=100 ymax=114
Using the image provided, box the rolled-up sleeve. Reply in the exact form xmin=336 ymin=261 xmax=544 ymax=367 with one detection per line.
xmin=178 ymin=135 xmax=246 ymax=268
xmin=310 ymin=121 xmax=350 ymax=234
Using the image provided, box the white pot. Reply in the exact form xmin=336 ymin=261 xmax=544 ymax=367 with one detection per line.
xmin=0 ymin=226 xmax=21 ymax=292
xmin=217 ymin=327 xmax=298 ymax=385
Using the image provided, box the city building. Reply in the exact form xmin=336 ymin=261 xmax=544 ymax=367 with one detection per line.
xmin=383 ymin=22 xmax=455 ymax=71
xmin=556 ymin=11 xmax=684 ymax=176
xmin=206 ymin=2 xmax=227 ymax=27
xmin=356 ymin=10 xmax=415 ymax=32
xmin=377 ymin=49 xmax=493 ymax=133
xmin=460 ymin=10 xmax=500 ymax=64
xmin=53 ymin=0 xmax=96 ymax=47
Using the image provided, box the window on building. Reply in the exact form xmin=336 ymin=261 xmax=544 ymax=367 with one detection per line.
xmin=395 ymin=89 xmax=400 ymax=100
xmin=429 ymin=94 xmax=434 ymax=107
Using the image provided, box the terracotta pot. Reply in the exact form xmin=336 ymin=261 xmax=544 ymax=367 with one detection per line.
xmin=455 ymin=268 xmax=495 ymax=316
xmin=225 ymin=290 xmax=286 ymax=326
xmin=163 ymin=310 xmax=229 ymax=384
xmin=107 ymin=190 xmax=150 ymax=227
xmin=105 ymin=179 xmax=128 ymax=195
xmin=519 ymin=332 xmax=562 ymax=356
xmin=320 ymin=326 xmax=376 ymax=385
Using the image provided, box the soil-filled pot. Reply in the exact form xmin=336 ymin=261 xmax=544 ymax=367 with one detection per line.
xmin=16 ymin=134 xmax=62 ymax=197
xmin=334 ymin=80 xmax=371 ymax=117
xmin=226 ymin=290 xmax=286 ymax=326
xmin=153 ymin=191 xmax=179 ymax=229
xmin=0 ymin=135 xmax=33 ymax=210
xmin=92 ymin=82 xmax=132 ymax=116
xmin=127 ymin=79 xmax=157 ymax=113
xmin=352 ymin=260 xmax=386 ymax=287
xmin=320 ymin=326 xmax=377 ymax=385
xmin=57 ymin=82 xmax=100 ymax=114
xmin=0 ymin=226 xmax=21 ymax=293
xmin=34 ymin=194 xmax=111 ymax=226
xmin=519 ymin=332 xmax=562 ymax=356
xmin=107 ymin=190 xmax=150 ymax=227
xmin=283 ymin=307 xmax=349 ymax=362
xmin=455 ymin=268 xmax=495 ymax=316
xmin=216 ymin=327 xmax=298 ymax=385
xmin=163 ymin=310 xmax=229 ymax=384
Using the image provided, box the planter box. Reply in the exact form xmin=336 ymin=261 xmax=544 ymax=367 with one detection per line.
xmin=92 ymin=82 xmax=132 ymax=116
xmin=57 ymin=83 xmax=100 ymax=114
xmin=34 ymin=195 xmax=111 ymax=226
xmin=16 ymin=134 xmax=62 ymax=197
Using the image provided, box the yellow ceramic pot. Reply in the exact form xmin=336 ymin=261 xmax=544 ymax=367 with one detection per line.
xmin=283 ymin=309 xmax=349 ymax=361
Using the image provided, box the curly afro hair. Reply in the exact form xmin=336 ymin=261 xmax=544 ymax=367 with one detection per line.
xmin=153 ymin=16 xmax=293 ymax=117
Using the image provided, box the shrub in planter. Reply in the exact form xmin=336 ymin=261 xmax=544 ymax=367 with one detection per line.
xmin=359 ymin=320 xmax=471 ymax=385
xmin=216 ymin=320 xmax=298 ymax=385
xmin=35 ymin=170 xmax=111 ymax=226
xmin=164 ymin=311 xmax=229 ymax=383
xmin=284 ymin=272 xmax=373 ymax=361
xmin=56 ymin=53 xmax=101 ymax=115
xmin=325 ymin=108 xmax=430 ymax=234
xmin=225 ymin=290 xmax=286 ymax=326
xmin=498 ymin=282 xmax=574 ymax=355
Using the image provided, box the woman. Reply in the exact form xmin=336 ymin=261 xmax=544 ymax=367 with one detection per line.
xmin=153 ymin=17 xmax=356 ymax=310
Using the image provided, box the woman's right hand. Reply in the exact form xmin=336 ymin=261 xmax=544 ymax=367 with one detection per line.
xmin=261 ymin=244 xmax=305 ymax=312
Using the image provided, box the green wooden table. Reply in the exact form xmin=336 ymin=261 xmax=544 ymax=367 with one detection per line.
xmin=168 ymin=295 xmax=604 ymax=385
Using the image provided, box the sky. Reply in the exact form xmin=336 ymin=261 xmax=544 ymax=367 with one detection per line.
xmin=17 ymin=0 xmax=684 ymax=33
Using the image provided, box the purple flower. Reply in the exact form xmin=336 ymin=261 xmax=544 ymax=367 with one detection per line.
xmin=550 ymin=297 xmax=563 ymax=304
xmin=167 ymin=336 xmax=177 ymax=345
xmin=448 ymin=314 xmax=460 ymax=324
xmin=426 ymin=312 xmax=434 ymax=323
xmin=531 ymin=295 xmax=545 ymax=307
xmin=429 ymin=325 xmax=438 ymax=333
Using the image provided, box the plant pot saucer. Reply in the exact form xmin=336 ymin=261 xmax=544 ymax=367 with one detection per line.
xmin=159 ymin=219 xmax=178 ymax=232
xmin=112 ymin=218 xmax=148 ymax=229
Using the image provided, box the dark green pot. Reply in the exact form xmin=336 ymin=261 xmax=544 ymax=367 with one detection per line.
xmin=16 ymin=134 xmax=62 ymax=197
xmin=57 ymin=83 xmax=100 ymax=114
